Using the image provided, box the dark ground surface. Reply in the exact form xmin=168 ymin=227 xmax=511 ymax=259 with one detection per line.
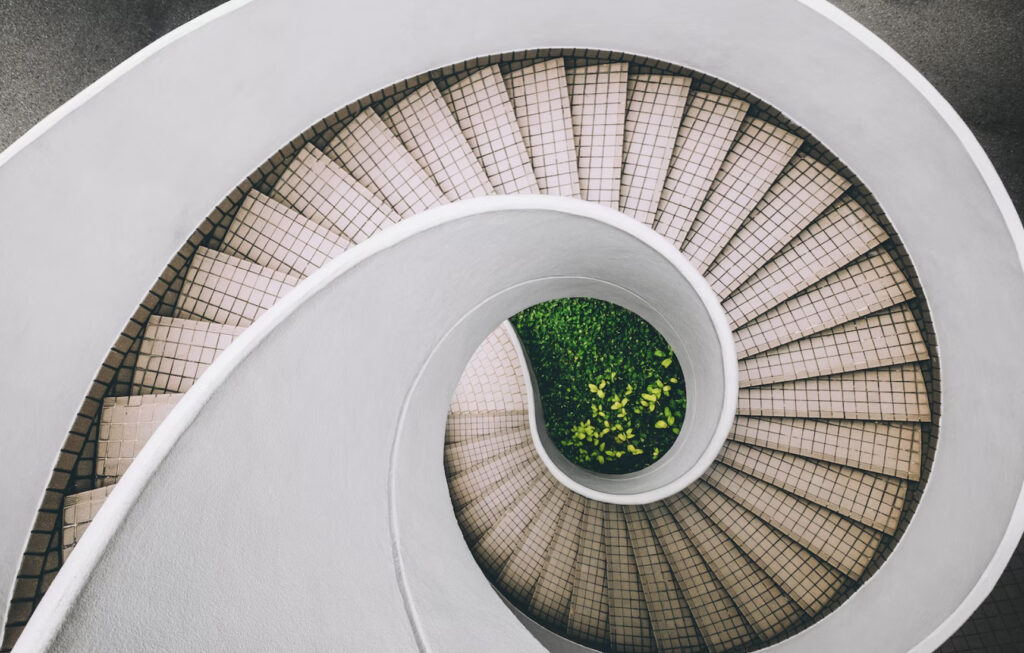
xmin=0 ymin=1 xmax=1021 ymax=650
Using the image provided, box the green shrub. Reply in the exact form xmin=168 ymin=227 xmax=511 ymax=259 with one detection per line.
xmin=510 ymin=297 xmax=686 ymax=474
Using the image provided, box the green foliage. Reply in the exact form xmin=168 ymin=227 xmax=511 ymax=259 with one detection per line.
xmin=511 ymin=298 xmax=687 ymax=474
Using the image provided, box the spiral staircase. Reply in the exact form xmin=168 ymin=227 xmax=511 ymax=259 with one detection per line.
xmin=1 ymin=2 xmax=1022 ymax=652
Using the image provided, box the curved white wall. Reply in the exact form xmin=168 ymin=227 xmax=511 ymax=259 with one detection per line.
xmin=1 ymin=0 xmax=1022 ymax=650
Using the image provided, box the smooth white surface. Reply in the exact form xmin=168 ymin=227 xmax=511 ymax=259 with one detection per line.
xmin=0 ymin=0 xmax=1021 ymax=649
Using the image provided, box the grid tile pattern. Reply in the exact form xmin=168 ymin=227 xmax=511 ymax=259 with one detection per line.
xmin=271 ymin=143 xmax=400 ymax=243
xmin=456 ymin=456 xmax=543 ymax=543
xmin=382 ymin=82 xmax=493 ymax=201
xmin=498 ymin=484 xmax=571 ymax=605
xmin=131 ymin=317 xmax=242 ymax=395
xmin=621 ymin=505 xmax=703 ymax=651
xmin=602 ymin=505 xmax=656 ymax=652
xmin=619 ymin=73 xmax=691 ymax=225
xmin=221 ymin=191 xmax=350 ymax=279
xmin=449 ymin=325 xmax=528 ymax=414
xmin=706 ymin=155 xmax=851 ymax=297
xmin=173 ymin=247 xmax=298 ymax=327
xmin=687 ymin=480 xmax=844 ymax=614
xmin=530 ymin=492 xmax=586 ymax=628
xmin=447 ymin=444 xmax=535 ymax=511
xmin=566 ymin=62 xmax=627 ymax=208
xmin=326 ymin=108 xmax=444 ymax=217
xmin=444 ymin=410 xmax=530 ymax=444
xmin=718 ymin=441 xmax=908 ymax=534
xmin=61 ymin=486 xmax=115 ymax=562
xmin=681 ymin=118 xmax=803 ymax=272
xmin=738 ymin=304 xmax=929 ymax=387
xmin=506 ymin=59 xmax=581 ymax=197
xmin=566 ymin=501 xmax=610 ymax=648
xmin=443 ymin=426 xmax=529 ymax=477
xmin=733 ymin=248 xmax=915 ymax=358
xmin=737 ymin=364 xmax=932 ymax=422
xmin=728 ymin=416 xmax=923 ymax=480
xmin=723 ymin=197 xmax=888 ymax=329
xmin=95 ymin=394 xmax=181 ymax=486
xmin=474 ymin=474 xmax=557 ymax=579
xmin=653 ymin=92 xmax=749 ymax=247
xmin=704 ymin=464 xmax=882 ymax=578
xmin=442 ymin=65 xmax=539 ymax=194
xmin=669 ymin=494 xmax=802 ymax=640
xmin=645 ymin=501 xmax=755 ymax=651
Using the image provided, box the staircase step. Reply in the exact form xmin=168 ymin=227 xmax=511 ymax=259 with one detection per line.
xmin=681 ymin=117 xmax=803 ymax=272
xmin=738 ymin=304 xmax=929 ymax=387
xmin=174 ymin=247 xmax=298 ymax=328
xmin=738 ymin=364 xmax=931 ymax=421
xmin=529 ymin=492 xmax=586 ymax=628
xmin=221 ymin=191 xmax=350 ymax=279
xmin=602 ymin=505 xmax=656 ymax=652
xmin=444 ymin=410 xmax=530 ymax=444
xmin=498 ymin=485 xmax=572 ymax=605
xmin=707 ymin=156 xmax=851 ymax=297
xmin=668 ymin=494 xmax=803 ymax=640
xmin=687 ymin=480 xmax=844 ymax=614
xmin=96 ymin=393 xmax=182 ymax=486
xmin=729 ymin=416 xmax=922 ymax=480
xmin=653 ymin=91 xmax=749 ymax=248
xmin=645 ymin=501 xmax=756 ymax=652
xmin=566 ymin=62 xmax=628 ymax=208
xmin=131 ymin=317 xmax=243 ymax=394
xmin=271 ymin=143 xmax=400 ymax=243
xmin=621 ymin=505 xmax=703 ymax=652
xmin=382 ymin=82 xmax=493 ymax=201
xmin=447 ymin=444 xmax=535 ymax=511
xmin=733 ymin=248 xmax=915 ymax=359
xmin=61 ymin=486 xmax=116 ymax=562
xmin=619 ymin=74 xmax=691 ymax=225
xmin=565 ymin=501 xmax=611 ymax=648
xmin=723 ymin=197 xmax=887 ymax=329
xmin=456 ymin=455 xmax=543 ymax=543
xmin=449 ymin=325 xmax=528 ymax=413
xmin=474 ymin=474 xmax=557 ymax=574
xmin=704 ymin=464 xmax=882 ymax=578
xmin=718 ymin=441 xmax=908 ymax=534
xmin=506 ymin=59 xmax=581 ymax=198
xmin=442 ymin=65 xmax=539 ymax=194
xmin=326 ymin=108 xmax=445 ymax=217
xmin=443 ymin=426 xmax=530 ymax=477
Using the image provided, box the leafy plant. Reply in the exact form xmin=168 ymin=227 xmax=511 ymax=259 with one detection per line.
xmin=511 ymin=298 xmax=686 ymax=474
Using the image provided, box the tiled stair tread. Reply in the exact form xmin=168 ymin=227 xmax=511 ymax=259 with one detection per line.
xmin=271 ymin=143 xmax=400 ymax=244
xmin=602 ymin=505 xmax=656 ymax=651
xmin=728 ymin=416 xmax=923 ymax=480
xmin=472 ymin=473 xmax=555 ymax=569
xmin=326 ymin=108 xmax=444 ymax=217
xmin=132 ymin=317 xmax=243 ymax=395
xmin=707 ymin=156 xmax=852 ymax=297
xmin=621 ymin=505 xmax=703 ymax=651
xmin=704 ymin=464 xmax=882 ymax=578
xmin=717 ymin=441 xmax=908 ymax=534
xmin=173 ymin=247 xmax=299 ymax=328
xmin=566 ymin=62 xmax=628 ymax=208
xmin=456 ymin=456 xmax=544 ymax=543
xmin=448 ymin=325 xmax=528 ymax=414
xmin=444 ymin=410 xmax=530 ymax=443
xmin=221 ymin=191 xmax=350 ymax=279
xmin=506 ymin=58 xmax=581 ymax=198
xmin=668 ymin=494 xmax=803 ymax=640
xmin=681 ymin=117 xmax=803 ymax=273
xmin=619 ymin=73 xmax=691 ymax=225
xmin=687 ymin=480 xmax=845 ymax=614
xmin=498 ymin=484 xmax=571 ymax=605
xmin=447 ymin=443 xmax=536 ymax=510
xmin=645 ymin=501 xmax=756 ymax=652
xmin=565 ymin=501 xmax=611 ymax=647
xmin=382 ymin=82 xmax=493 ymax=201
xmin=723 ymin=197 xmax=888 ymax=329
xmin=442 ymin=64 xmax=539 ymax=194
xmin=653 ymin=91 xmax=750 ymax=248
xmin=737 ymin=363 xmax=932 ymax=422
xmin=96 ymin=393 xmax=183 ymax=486
xmin=443 ymin=427 xmax=530 ymax=477
xmin=733 ymin=247 xmax=915 ymax=359
xmin=61 ymin=485 xmax=116 ymax=562
xmin=529 ymin=492 xmax=586 ymax=627
xmin=738 ymin=304 xmax=929 ymax=387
